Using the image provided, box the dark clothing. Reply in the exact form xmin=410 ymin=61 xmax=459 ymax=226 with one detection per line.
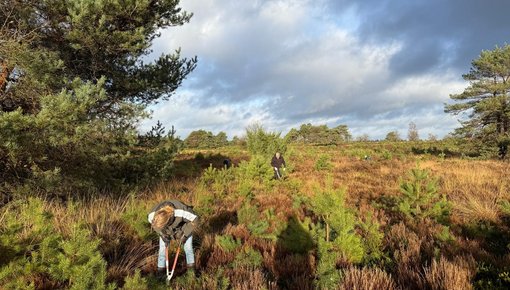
xmin=271 ymin=155 xmax=286 ymax=168
xmin=149 ymin=200 xmax=198 ymax=244
xmin=271 ymin=155 xmax=286 ymax=179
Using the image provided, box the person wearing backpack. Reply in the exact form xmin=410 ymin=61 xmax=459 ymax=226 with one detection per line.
xmin=148 ymin=200 xmax=198 ymax=278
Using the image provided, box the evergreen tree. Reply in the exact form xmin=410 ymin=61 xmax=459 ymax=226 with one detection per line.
xmin=445 ymin=44 xmax=510 ymax=158
xmin=245 ymin=124 xmax=286 ymax=158
xmin=0 ymin=0 xmax=195 ymax=193
xmin=0 ymin=0 xmax=197 ymax=111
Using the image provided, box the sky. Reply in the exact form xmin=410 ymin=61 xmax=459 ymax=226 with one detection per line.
xmin=140 ymin=0 xmax=510 ymax=140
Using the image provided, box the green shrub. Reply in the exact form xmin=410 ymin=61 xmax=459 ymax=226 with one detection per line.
xmin=50 ymin=224 xmax=114 ymax=290
xmin=237 ymin=155 xmax=274 ymax=183
xmin=245 ymin=124 xmax=287 ymax=158
xmin=0 ymin=198 xmax=61 ymax=288
xmin=233 ymin=246 xmax=263 ymax=268
xmin=216 ymin=234 xmax=241 ymax=253
xmin=237 ymin=179 xmax=255 ymax=199
xmin=237 ymin=202 xmax=269 ymax=237
xmin=396 ymin=167 xmax=451 ymax=224
xmin=122 ymin=270 xmax=148 ymax=290
xmin=314 ymin=154 xmax=332 ymax=171
xmin=359 ymin=214 xmax=386 ymax=265
xmin=200 ymin=164 xmax=235 ymax=196
xmin=0 ymin=198 xmax=114 ymax=290
xmin=237 ymin=202 xmax=286 ymax=241
xmin=309 ymin=178 xmax=365 ymax=288
xmin=121 ymin=195 xmax=154 ymax=241
xmin=193 ymin=185 xmax=215 ymax=217
xmin=499 ymin=199 xmax=510 ymax=216
xmin=381 ymin=150 xmax=393 ymax=160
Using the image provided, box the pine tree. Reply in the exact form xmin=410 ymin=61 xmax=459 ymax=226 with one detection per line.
xmin=310 ymin=178 xmax=365 ymax=288
xmin=445 ymin=44 xmax=510 ymax=158
xmin=396 ymin=167 xmax=451 ymax=224
xmin=0 ymin=0 xmax=195 ymax=193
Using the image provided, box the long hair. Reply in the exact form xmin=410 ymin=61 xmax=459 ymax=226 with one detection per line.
xmin=152 ymin=205 xmax=174 ymax=232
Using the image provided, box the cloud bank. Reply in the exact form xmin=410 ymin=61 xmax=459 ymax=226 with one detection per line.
xmin=141 ymin=0 xmax=510 ymax=139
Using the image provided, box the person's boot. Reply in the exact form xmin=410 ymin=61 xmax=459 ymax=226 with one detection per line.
xmin=186 ymin=263 xmax=196 ymax=277
xmin=157 ymin=267 xmax=166 ymax=281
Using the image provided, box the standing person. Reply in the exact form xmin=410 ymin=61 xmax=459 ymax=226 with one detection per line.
xmin=148 ymin=200 xmax=198 ymax=278
xmin=271 ymin=152 xmax=286 ymax=179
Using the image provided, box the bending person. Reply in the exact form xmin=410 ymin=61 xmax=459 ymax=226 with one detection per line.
xmin=148 ymin=200 xmax=198 ymax=277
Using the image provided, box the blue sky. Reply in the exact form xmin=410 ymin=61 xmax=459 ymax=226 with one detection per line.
xmin=140 ymin=0 xmax=510 ymax=140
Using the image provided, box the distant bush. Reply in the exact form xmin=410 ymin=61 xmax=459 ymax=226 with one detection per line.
xmin=286 ymin=123 xmax=351 ymax=145
xmin=385 ymin=131 xmax=402 ymax=142
xmin=184 ymin=130 xmax=229 ymax=149
xmin=314 ymin=154 xmax=333 ymax=171
xmin=245 ymin=124 xmax=287 ymax=158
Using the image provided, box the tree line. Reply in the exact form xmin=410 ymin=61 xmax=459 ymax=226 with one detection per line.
xmin=182 ymin=121 xmax=430 ymax=149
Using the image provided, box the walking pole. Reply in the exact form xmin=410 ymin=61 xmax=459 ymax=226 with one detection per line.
xmin=167 ymin=238 xmax=183 ymax=284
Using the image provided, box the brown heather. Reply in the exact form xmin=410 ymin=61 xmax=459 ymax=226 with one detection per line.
xmin=4 ymin=144 xmax=508 ymax=289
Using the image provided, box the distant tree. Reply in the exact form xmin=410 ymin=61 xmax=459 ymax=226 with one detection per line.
xmin=184 ymin=130 xmax=211 ymax=148
xmin=356 ymin=134 xmax=370 ymax=142
xmin=215 ymin=131 xmax=229 ymax=147
xmin=428 ymin=133 xmax=438 ymax=141
xmin=184 ymin=130 xmax=229 ymax=149
xmin=285 ymin=128 xmax=301 ymax=143
xmin=408 ymin=122 xmax=420 ymax=141
xmin=231 ymin=135 xmax=246 ymax=146
xmin=285 ymin=123 xmax=351 ymax=145
xmin=385 ymin=131 xmax=401 ymax=142
xmin=246 ymin=124 xmax=286 ymax=158
xmin=445 ymin=44 xmax=510 ymax=159
xmin=331 ymin=125 xmax=352 ymax=143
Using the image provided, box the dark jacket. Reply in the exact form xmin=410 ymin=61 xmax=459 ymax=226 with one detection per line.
xmin=148 ymin=200 xmax=198 ymax=244
xmin=271 ymin=155 xmax=286 ymax=168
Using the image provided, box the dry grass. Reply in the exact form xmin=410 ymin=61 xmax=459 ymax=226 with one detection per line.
xmin=423 ymin=256 xmax=475 ymax=290
xmin=4 ymin=144 xmax=507 ymax=289
xmin=339 ymin=267 xmax=398 ymax=290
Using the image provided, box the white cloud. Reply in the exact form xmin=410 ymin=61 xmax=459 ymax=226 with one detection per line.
xmin=141 ymin=90 xmax=281 ymax=138
xmin=141 ymin=0 xmax=485 ymax=139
